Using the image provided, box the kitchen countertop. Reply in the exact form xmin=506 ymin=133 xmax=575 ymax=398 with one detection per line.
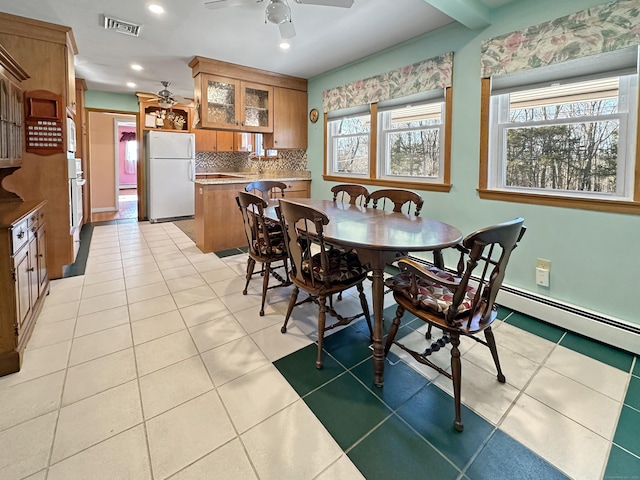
xmin=194 ymin=170 xmax=311 ymax=185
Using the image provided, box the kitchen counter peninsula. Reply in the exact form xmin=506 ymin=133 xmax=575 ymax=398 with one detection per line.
xmin=194 ymin=171 xmax=311 ymax=253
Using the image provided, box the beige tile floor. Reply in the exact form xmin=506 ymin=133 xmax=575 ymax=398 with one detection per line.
xmin=0 ymin=222 xmax=364 ymax=480
xmin=0 ymin=220 xmax=632 ymax=480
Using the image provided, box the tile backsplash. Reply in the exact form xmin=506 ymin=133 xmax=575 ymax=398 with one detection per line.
xmin=196 ymin=150 xmax=307 ymax=173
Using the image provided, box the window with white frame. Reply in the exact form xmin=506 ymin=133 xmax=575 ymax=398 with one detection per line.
xmin=486 ymin=47 xmax=639 ymax=202
xmin=377 ymin=101 xmax=444 ymax=182
xmin=326 ymin=109 xmax=371 ymax=177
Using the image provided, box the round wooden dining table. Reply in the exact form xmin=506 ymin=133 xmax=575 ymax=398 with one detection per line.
xmin=269 ymin=198 xmax=463 ymax=387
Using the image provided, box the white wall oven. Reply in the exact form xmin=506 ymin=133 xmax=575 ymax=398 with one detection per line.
xmin=68 ymin=156 xmax=85 ymax=232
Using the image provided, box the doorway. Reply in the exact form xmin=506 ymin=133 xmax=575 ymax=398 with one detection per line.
xmin=88 ymin=112 xmax=138 ymax=222
xmin=116 ymin=120 xmax=138 ymax=219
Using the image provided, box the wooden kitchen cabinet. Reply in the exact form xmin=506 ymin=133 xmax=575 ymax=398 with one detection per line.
xmin=194 ymin=129 xmax=253 ymax=153
xmin=66 ymin=43 xmax=76 ymax=115
xmin=195 ymin=178 xmax=310 ymax=252
xmin=263 ymin=87 xmax=308 ymax=150
xmin=194 ymin=73 xmax=273 ymax=133
xmin=190 ymin=57 xmax=308 ymax=142
xmin=75 ymin=78 xmax=89 ymax=224
xmin=0 ymin=200 xmax=48 ymax=376
xmin=0 ymin=13 xmax=82 ymax=278
xmin=283 ymin=180 xmax=311 ymax=198
xmin=195 ymin=129 xmax=217 ymax=151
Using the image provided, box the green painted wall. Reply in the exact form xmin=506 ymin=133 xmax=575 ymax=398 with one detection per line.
xmin=307 ymin=0 xmax=640 ymax=326
xmin=85 ymin=90 xmax=138 ymax=112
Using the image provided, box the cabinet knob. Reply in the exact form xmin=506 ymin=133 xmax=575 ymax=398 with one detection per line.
xmin=17 ymin=231 xmax=25 ymax=239
xmin=28 ymin=267 xmax=34 ymax=272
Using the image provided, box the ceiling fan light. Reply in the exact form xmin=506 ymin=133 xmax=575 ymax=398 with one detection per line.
xmin=279 ymin=40 xmax=290 ymax=49
xmin=266 ymin=0 xmax=290 ymax=25
xmin=158 ymin=99 xmax=173 ymax=109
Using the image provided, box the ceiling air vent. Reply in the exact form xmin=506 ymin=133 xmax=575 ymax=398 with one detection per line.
xmin=103 ymin=15 xmax=141 ymax=36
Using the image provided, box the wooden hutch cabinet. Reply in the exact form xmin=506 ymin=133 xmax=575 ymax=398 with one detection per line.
xmin=0 ymin=13 xmax=79 ymax=279
xmin=0 ymin=201 xmax=49 ymax=376
xmin=0 ymin=44 xmax=49 ymax=376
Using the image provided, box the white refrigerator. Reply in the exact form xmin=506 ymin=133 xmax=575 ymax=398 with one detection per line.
xmin=146 ymin=131 xmax=195 ymax=222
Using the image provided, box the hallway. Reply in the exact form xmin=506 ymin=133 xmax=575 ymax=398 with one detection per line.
xmin=91 ymin=189 xmax=138 ymax=222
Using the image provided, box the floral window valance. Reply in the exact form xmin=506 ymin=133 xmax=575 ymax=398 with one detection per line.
xmin=481 ymin=0 xmax=640 ymax=78
xmin=322 ymin=52 xmax=453 ymax=113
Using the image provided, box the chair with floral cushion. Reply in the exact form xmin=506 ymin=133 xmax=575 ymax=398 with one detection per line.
xmin=236 ymin=191 xmax=290 ymax=316
xmin=277 ymin=199 xmax=373 ymax=369
xmin=331 ymin=184 xmax=370 ymax=206
xmin=384 ymin=218 xmax=526 ymax=431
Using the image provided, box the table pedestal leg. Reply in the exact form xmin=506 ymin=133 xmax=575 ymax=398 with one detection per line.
xmin=370 ymin=266 xmax=385 ymax=387
xmin=357 ymin=250 xmax=394 ymax=388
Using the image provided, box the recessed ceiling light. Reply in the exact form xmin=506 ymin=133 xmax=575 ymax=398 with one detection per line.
xmin=130 ymin=64 xmax=143 ymax=71
xmin=148 ymin=4 xmax=165 ymax=14
xmin=127 ymin=82 xmax=136 ymax=88
xmin=279 ymin=40 xmax=290 ymax=50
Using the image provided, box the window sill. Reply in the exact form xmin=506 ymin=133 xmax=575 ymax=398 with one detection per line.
xmin=323 ymin=175 xmax=452 ymax=193
xmin=478 ymin=189 xmax=640 ymax=215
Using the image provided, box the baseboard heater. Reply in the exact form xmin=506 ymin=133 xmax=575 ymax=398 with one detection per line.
xmin=408 ymin=256 xmax=640 ymax=356
xmin=496 ymin=284 xmax=640 ymax=356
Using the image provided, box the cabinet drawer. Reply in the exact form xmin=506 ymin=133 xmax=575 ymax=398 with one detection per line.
xmin=284 ymin=180 xmax=310 ymax=193
xmin=27 ymin=211 xmax=39 ymax=239
xmin=11 ymin=219 xmax=28 ymax=254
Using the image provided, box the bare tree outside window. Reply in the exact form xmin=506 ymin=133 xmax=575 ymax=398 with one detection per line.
xmin=491 ymin=75 xmax=636 ymax=198
xmin=330 ymin=115 xmax=370 ymax=175
xmin=379 ymin=103 xmax=443 ymax=179
xmin=505 ymin=97 xmax=619 ymax=192
xmin=387 ymin=128 xmax=440 ymax=177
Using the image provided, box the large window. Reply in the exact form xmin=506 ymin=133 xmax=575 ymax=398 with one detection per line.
xmin=480 ymin=47 xmax=640 ymax=213
xmin=324 ymin=91 xmax=451 ymax=191
xmin=378 ymin=102 xmax=443 ymax=182
xmin=326 ymin=112 xmax=371 ymax=177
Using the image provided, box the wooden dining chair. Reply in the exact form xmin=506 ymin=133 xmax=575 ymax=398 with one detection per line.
xmin=384 ymin=218 xmax=526 ymax=431
xmin=331 ymin=184 xmax=370 ymax=206
xmin=277 ymin=199 xmax=373 ymax=369
xmin=366 ymin=188 xmax=424 ymax=216
xmin=236 ymin=191 xmax=291 ymax=316
xmin=365 ymin=187 xmax=450 ymax=272
xmin=330 ymin=184 xmax=370 ymax=300
xmin=245 ymin=180 xmax=287 ymax=202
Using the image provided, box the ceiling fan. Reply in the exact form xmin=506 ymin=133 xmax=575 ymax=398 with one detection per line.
xmin=204 ymin=0 xmax=355 ymax=40
xmin=152 ymin=81 xmax=190 ymax=108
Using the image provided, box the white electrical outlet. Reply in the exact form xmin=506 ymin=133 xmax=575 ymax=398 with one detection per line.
xmin=536 ymin=267 xmax=550 ymax=287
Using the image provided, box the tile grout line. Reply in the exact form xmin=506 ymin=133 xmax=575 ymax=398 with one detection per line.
xmin=118 ymin=223 xmax=157 ymax=480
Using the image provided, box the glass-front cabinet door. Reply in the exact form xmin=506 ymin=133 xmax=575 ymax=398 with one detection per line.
xmin=240 ymin=82 xmax=273 ymax=133
xmin=196 ymin=74 xmax=273 ymax=132
xmin=201 ymin=74 xmax=241 ymax=129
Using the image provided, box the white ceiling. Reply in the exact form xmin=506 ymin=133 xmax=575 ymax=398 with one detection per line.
xmin=0 ymin=0 xmax=516 ymax=99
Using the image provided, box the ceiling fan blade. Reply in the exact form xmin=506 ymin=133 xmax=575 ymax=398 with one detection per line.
xmin=204 ymin=0 xmax=257 ymax=10
xmin=173 ymin=96 xmax=191 ymax=105
xmin=279 ymin=21 xmax=296 ymax=39
xmin=294 ymin=0 xmax=353 ymax=7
